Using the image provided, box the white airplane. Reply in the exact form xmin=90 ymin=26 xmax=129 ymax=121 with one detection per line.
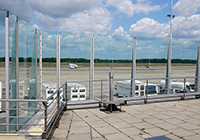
xmin=68 ymin=62 xmax=78 ymax=69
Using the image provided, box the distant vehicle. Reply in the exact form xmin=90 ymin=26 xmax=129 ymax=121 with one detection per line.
xmin=114 ymin=80 xmax=158 ymax=98
xmin=68 ymin=62 xmax=78 ymax=69
xmin=160 ymin=80 xmax=194 ymax=94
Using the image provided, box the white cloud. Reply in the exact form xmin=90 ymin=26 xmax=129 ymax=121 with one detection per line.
xmin=172 ymin=14 xmax=200 ymax=40
xmin=58 ymin=7 xmax=112 ymax=33
xmin=113 ymin=26 xmax=127 ymax=35
xmin=0 ymin=0 xmax=32 ymax=22
xmin=129 ymin=14 xmax=200 ymax=40
xmin=129 ymin=18 xmax=169 ymax=38
xmin=0 ymin=0 xmax=112 ymax=33
xmin=173 ymin=0 xmax=200 ymax=17
xmin=106 ymin=0 xmax=162 ymax=17
xmin=29 ymin=0 xmax=102 ymax=19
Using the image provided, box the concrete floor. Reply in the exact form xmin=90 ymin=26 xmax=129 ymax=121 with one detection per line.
xmin=53 ymin=99 xmax=200 ymax=140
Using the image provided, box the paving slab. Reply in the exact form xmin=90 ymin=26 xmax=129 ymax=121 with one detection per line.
xmin=95 ymin=126 xmax=119 ymax=135
xmin=169 ymin=128 xmax=195 ymax=137
xmin=185 ymin=135 xmax=200 ymax=140
xmin=104 ymin=132 xmax=132 ymax=140
xmin=154 ymin=122 xmax=178 ymax=130
xmin=177 ymin=123 xmax=200 ymax=131
xmin=132 ymin=122 xmax=155 ymax=129
xmin=119 ymin=126 xmax=143 ymax=136
xmin=68 ymin=133 xmax=91 ymax=140
xmin=145 ymin=127 xmax=170 ymax=137
xmin=110 ymin=121 xmax=133 ymax=129
xmin=51 ymin=99 xmax=200 ymax=140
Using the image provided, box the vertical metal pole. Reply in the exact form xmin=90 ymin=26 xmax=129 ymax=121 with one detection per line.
xmin=170 ymin=0 xmax=173 ymax=41
xmin=195 ymin=42 xmax=200 ymax=92
xmin=56 ymin=35 xmax=60 ymax=89
xmin=44 ymin=102 xmax=47 ymax=139
xmin=166 ymin=41 xmax=171 ymax=94
xmin=39 ymin=35 xmax=42 ymax=100
xmin=182 ymin=78 xmax=186 ymax=100
xmin=131 ymin=38 xmax=136 ymax=97
xmin=64 ymin=83 xmax=67 ymax=110
xmin=90 ymin=35 xmax=94 ymax=99
xmin=166 ymin=0 xmax=173 ymax=95
xmin=145 ymin=80 xmax=148 ymax=103
xmin=56 ymin=34 xmax=60 ymax=127
xmin=100 ymin=81 xmax=103 ymax=107
xmin=15 ymin=16 xmax=19 ymax=131
xmin=109 ymin=72 xmax=114 ymax=101
xmin=35 ymin=29 xmax=38 ymax=100
xmin=5 ymin=11 xmax=10 ymax=132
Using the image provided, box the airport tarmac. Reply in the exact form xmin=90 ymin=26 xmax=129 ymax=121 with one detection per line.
xmin=0 ymin=65 xmax=196 ymax=85
xmin=42 ymin=66 xmax=197 ymax=84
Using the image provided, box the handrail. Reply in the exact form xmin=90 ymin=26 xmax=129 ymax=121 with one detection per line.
xmin=0 ymin=75 xmax=199 ymax=139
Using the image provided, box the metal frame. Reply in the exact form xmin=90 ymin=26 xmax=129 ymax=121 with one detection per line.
xmin=15 ymin=16 xmax=19 ymax=131
xmin=90 ymin=35 xmax=94 ymax=99
xmin=195 ymin=43 xmax=200 ymax=92
xmin=56 ymin=35 xmax=60 ymax=89
xmin=131 ymin=38 xmax=136 ymax=97
xmin=35 ymin=29 xmax=38 ymax=100
xmin=5 ymin=10 xmax=10 ymax=132
xmin=39 ymin=35 xmax=42 ymax=100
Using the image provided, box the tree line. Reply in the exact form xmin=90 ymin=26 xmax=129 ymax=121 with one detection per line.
xmin=0 ymin=57 xmax=197 ymax=64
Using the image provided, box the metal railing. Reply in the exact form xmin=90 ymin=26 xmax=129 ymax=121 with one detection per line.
xmin=0 ymin=82 xmax=67 ymax=139
xmin=64 ymin=75 xmax=200 ymax=106
xmin=0 ymin=75 xmax=200 ymax=139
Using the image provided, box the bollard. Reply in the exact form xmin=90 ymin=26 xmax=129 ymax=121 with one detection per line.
xmin=109 ymin=72 xmax=114 ymax=101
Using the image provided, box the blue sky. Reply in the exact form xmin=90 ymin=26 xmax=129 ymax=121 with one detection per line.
xmin=1 ymin=0 xmax=200 ymax=38
xmin=0 ymin=0 xmax=200 ymax=59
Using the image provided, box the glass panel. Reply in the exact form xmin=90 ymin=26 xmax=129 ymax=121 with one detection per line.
xmin=41 ymin=31 xmax=57 ymax=84
xmin=0 ymin=9 xmax=6 ymax=132
xmin=9 ymin=12 xmax=17 ymax=131
xmin=171 ymin=38 xmax=198 ymax=93
xmin=59 ymin=32 xmax=91 ymax=82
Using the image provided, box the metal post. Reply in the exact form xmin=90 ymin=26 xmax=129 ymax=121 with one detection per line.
xmin=182 ymin=78 xmax=186 ymax=100
xmin=100 ymin=81 xmax=103 ymax=107
xmin=44 ymin=102 xmax=47 ymax=139
xmin=56 ymin=90 xmax=60 ymax=127
xmin=109 ymin=72 xmax=114 ymax=101
xmin=34 ymin=29 xmax=38 ymax=112
xmin=64 ymin=83 xmax=68 ymax=111
xmin=15 ymin=16 xmax=19 ymax=131
xmin=165 ymin=41 xmax=171 ymax=94
xmin=56 ymin=35 xmax=60 ymax=89
xmin=145 ymin=79 xmax=148 ymax=103
xmin=195 ymin=42 xmax=200 ymax=92
xmin=5 ymin=11 xmax=10 ymax=132
xmin=131 ymin=38 xmax=136 ymax=97
xmin=90 ymin=35 xmax=94 ymax=99
xmin=166 ymin=0 xmax=174 ymax=95
xmin=39 ymin=35 xmax=42 ymax=99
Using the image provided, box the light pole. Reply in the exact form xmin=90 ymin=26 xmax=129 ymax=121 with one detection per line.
xmin=166 ymin=0 xmax=175 ymax=94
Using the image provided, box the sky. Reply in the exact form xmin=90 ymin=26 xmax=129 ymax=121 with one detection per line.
xmin=0 ymin=0 xmax=200 ymax=60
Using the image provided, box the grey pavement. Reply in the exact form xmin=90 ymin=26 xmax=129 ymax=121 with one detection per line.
xmin=52 ymin=99 xmax=200 ymax=140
